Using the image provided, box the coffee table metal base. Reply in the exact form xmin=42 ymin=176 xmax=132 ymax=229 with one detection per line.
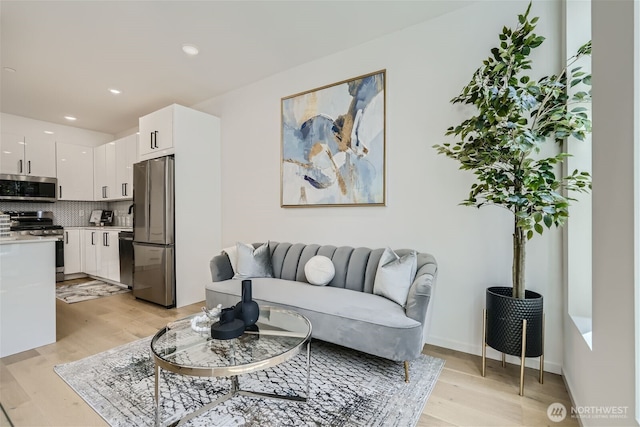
xmin=154 ymin=340 xmax=311 ymax=427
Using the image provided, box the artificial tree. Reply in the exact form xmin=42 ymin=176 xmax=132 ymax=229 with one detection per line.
xmin=434 ymin=3 xmax=592 ymax=299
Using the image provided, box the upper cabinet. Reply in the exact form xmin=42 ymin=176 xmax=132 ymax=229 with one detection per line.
xmin=56 ymin=142 xmax=94 ymax=201
xmin=94 ymin=142 xmax=116 ymax=200
xmin=138 ymin=105 xmax=175 ymax=160
xmin=115 ymin=134 xmax=138 ymax=199
xmin=94 ymin=134 xmax=138 ymax=201
xmin=0 ymin=132 xmax=56 ymax=177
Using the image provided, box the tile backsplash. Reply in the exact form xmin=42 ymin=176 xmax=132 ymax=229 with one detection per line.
xmin=0 ymin=200 xmax=134 ymax=227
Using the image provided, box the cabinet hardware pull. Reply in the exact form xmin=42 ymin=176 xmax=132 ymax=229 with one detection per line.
xmin=153 ymin=131 xmax=158 ymax=149
xmin=65 ymin=231 xmax=69 ymax=244
xmin=91 ymin=232 xmax=95 ymax=245
xmin=18 ymin=159 xmax=23 ymax=174
xmin=59 ymin=185 xmax=62 ymax=199
xmin=122 ymin=183 xmax=127 ymax=196
xmin=27 ymin=160 xmax=31 ymax=174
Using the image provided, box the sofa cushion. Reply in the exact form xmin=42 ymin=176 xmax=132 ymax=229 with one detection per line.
xmin=205 ymin=278 xmax=420 ymax=330
xmin=373 ymin=247 xmax=417 ymax=307
xmin=233 ymin=242 xmax=274 ymax=279
xmin=222 ymin=245 xmax=238 ymax=273
xmin=304 ymin=255 xmax=335 ymax=286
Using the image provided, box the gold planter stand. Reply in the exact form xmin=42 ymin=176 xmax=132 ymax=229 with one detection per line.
xmin=481 ymin=308 xmax=545 ymax=396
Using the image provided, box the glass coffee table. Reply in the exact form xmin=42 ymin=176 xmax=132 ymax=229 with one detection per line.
xmin=150 ymin=305 xmax=312 ymax=426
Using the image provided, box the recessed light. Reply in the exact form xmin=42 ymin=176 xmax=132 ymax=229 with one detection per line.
xmin=44 ymin=131 xmax=54 ymax=135
xmin=3 ymin=67 xmax=16 ymax=73
xmin=181 ymin=44 xmax=199 ymax=56
xmin=109 ymin=88 xmax=121 ymax=95
xmin=64 ymin=116 xmax=77 ymax=121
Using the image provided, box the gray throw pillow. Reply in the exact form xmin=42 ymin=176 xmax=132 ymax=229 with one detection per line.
xmin=373 ymin=247 xmax=417 ymax=307
xmin=233 ymin=242 xmax=274 ymax=279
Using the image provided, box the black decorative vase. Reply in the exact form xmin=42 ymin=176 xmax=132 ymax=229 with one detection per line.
xmin=486 ymin=286 xmax=543 ymax=357
xmin=235 ymin=280 xmax=259 ymax=327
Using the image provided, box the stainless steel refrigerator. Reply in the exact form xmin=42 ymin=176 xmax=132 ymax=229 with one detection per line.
xmin=132 ymin=156 xmax=175 ymax=307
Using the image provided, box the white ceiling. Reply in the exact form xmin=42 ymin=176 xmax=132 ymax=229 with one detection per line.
xmin=0 ymin=1 xmax=473 ymax=135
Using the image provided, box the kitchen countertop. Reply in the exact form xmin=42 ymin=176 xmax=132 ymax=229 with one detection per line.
xmin=65 ymin=226 xmax=133 ymax=232
xmin=0 ymin=235 xmax=59 ymax=245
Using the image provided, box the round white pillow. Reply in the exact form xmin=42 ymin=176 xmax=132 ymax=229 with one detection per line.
xmin=304 ymin=255 xmax=335 ymax=286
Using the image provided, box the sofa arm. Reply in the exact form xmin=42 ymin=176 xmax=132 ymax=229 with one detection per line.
xmin=405 ymin=254 xmax=437 ymax=326
xmin=210 ymin=253 xmax=234 ymax=282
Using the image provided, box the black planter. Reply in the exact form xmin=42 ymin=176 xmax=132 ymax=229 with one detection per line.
xmin=485 ymin=286 xmax=543 ymax=357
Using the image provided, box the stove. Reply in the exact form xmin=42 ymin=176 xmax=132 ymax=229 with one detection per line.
xmin=7 ymin=211 xmax=65 ymax=281
xmin=7 ymin=211 xmax=64 ymax=236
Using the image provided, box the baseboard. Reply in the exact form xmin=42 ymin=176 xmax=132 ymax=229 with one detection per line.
xmin=85 ymin=275 xmax=130 ymax=289
xmin=62 ymin=273 xmax=88 ymax=281
xmin=425 ymin=335 xmax=562 ymax=375
xmin=561 ymin=368 xmax=583 ymax=426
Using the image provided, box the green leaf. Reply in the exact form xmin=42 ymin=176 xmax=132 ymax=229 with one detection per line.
xmin=534 ymin=223 xmax=544 ymax=234
xmin=543 ymin=214 xmax=553 ymax=227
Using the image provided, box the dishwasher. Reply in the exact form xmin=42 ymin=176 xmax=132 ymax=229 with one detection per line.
xmin=118 ymin=231 xmax=134 ymax=288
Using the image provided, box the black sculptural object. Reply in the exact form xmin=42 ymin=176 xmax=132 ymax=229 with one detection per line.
xmin=211 ymin=307 xmax=245 ymax=340
xmin=235 ymin=279 xmax=259 ymax=327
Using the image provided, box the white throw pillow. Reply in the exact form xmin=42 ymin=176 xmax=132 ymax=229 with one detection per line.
xmin=373 ymin=247 xmax=417 ymax=307
xmin=222 ymin=245 xmax=238 ymax=273
xmin=304 ymin=255 xmax=335 ymax=286
xmin=233 ymin=242 xmax=274 ymax=279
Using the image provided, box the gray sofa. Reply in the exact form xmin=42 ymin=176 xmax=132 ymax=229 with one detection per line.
xmin=205 ymin=242 xmax=438 ymax=381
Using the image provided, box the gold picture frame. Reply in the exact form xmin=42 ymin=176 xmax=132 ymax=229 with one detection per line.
xmin=280 ymin=70 xmax=386 ymax=207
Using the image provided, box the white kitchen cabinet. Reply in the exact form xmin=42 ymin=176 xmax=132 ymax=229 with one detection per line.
xmin=82 ymin=229 xmax=120 ymax=282
xmin=83 ymin=229 xmax=99 ymax=276
xmin=98 ymin=230 xmax=120 ymax=282
xmin=115 ymin=134 xmax=137 ymax=199
xmin=63 ymin=229 xmax=82 ymax=275
xmin=0 ymin=133 xmax=24 ymax=175
xmin=0 ymin=132 xmax=56 ymax=177
xmin=138 ymin=105 xmax=175 ymax=160
xmin=93 ymin=142 xmax=116 ymax=200
xmin=93 ymin=135 xmax=137 ymax=201
xmin=56 ymin=142 xmax=94 ymax=201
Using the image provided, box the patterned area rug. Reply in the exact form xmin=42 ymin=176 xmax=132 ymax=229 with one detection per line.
xmin=54 ymin=337 xmax=444 ymax=427
xmin=56 ymin=280 xmax=130 ymax=303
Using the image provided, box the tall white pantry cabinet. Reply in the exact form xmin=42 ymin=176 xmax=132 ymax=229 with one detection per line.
xmin=138 ymin=104 xmax=221 ymax=308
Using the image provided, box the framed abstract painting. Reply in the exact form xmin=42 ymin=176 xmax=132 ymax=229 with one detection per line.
xmin=281 ymin=70 xmax=386 ymax=207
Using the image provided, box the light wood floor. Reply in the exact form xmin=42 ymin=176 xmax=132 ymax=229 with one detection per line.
xmin=1 ymin=278 xmax=578 ymax=426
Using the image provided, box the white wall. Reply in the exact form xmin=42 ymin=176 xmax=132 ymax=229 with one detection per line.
xmin=194 ymin=1 xmax=568 ymax=373
xmin=562 ymin=0 xmax=639 ymax=426
xmin=1 ymin=113 xmax=114 ymax=146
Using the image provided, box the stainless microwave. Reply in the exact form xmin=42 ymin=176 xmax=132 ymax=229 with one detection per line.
xmin=0 ymin=174 xmax=57 ymax=202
